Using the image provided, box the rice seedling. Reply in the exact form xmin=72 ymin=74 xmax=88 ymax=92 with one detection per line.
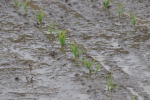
xmin=59 ymin=31 xmax=66 ymax=46
xmin=49 ymin=22 xmax=56 ymax=34
xmin=70 ymin=42 xmax=86 ymax=58
xmin=106 ymin=72 xmax=118 ymax=90
xmin=91 ymin=0 xmax=94 ymax=2
xmin=129 ymin=12 xmax=136 ymax=26
xmin=148 ymin=27 xmax=150 ymax=30
xmin=38 ymin=9 xmax=44 ymax=23
xmin=132 ymin=95 xmax=136 ymax=100
xmin=14 ymin=0 xmax=19 ymax=8
xmin=103 ymin=0 xmax=111 ymax=8
xmin=117 ymin=3 xmax=124 ymax=17
xmin=34 ymin=9 xmax=44 ymax=23
xmin=79 ymin=59 xmax=101 ymax=74
xmin=80 ymin=59 xmax=95 ymax=73
xmin=21 ymin=0 xmax=28 ymax=14
xmin=95 ymin=62 xmax=102 ymax=74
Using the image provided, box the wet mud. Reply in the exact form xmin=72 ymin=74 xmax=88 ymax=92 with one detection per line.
xmin=0 ymin=0 xmax=150 ymax=100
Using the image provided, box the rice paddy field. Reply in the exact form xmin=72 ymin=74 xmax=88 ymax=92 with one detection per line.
xmin=0 ymin=0 xmax=150 ymax=100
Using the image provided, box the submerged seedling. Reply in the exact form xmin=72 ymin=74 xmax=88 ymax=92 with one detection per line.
xmin=106 ymin=72 xmax=117 ymax=90
xmin=70 ymin=42 xmax=86 ymax=58
xmin=129 ymin=12 xmax=136 ymax=26
xmin=14 ymin=0 xmax=19 ymax=8
xmin=59 ymin=31 xmax=66 ymax=46
xmin=103 ymin=0 xmax=111 ymax=8
xmin=117 ymin=3 xmax=124 ymax=17
xmin=132 ymin=95 xmax=136 ymax=100
xmin=21 ymin=0 xmax=28 ymax=14
xmin=49 ymin=22 xmax=56 ymax=34
xmin=95 ymin=62 xmax=102 ymax=74
xmin=80 ymin=59 xmax=95 ymax=73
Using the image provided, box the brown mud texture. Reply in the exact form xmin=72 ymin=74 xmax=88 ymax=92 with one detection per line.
xmin=0 ymin=0 xmax=150 ymax=100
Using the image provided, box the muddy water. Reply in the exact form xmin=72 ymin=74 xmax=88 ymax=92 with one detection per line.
xmin=0 ymin=0 xmax=150 ymax=100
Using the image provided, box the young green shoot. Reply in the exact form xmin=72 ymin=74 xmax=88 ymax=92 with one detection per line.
xmin=70 ymin=42 xmax=86 ymax=58
xmin=59 ymin=31 xmax=66 ymax=46
xmin=91 ymin=0 xmax=94 ymax=2
xmin=80 ymin=59 xmax=95 ymax=73
xmin=132 ymin=95 xmax=136 ymax=100
xmin=95 ymin=62 xmax=102 ymax=74
xmin=49 ymin=22 xmax=56 ymax=34
xmin=21 ymin=0 xmax=28 ymax=14
xmin=129 ymin=12 xmax=136 ymax=26
xmin=117 ymin=3 xmax=124 ymax=17
xmin=106 ymin=72 xmax=117 ymax=90
xmin=33 ymin=9 xmax=44 ymax=23
xmin=103 ymin=0 xmax=111 ymax=8
xmin=14 ymin=0 xmax=19 ymax=8
xmin=37 ymin=9 xmax=44 ymax=23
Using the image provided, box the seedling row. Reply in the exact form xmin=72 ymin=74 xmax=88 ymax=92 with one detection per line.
xmin=12 ymin=0 xmax=141 ymax=98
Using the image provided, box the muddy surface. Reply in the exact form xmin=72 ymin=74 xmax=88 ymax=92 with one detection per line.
xmin=0 ymin=0 xmax=150 ymax=100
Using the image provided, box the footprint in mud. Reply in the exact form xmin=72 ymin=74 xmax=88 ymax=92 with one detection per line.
xmin=25 ymin=76 xmax=34 ymax=84
xmin=49 ymin=51 xmax=58 ymax=59
xmin=15 ymin=77 xmax=20 ymax=81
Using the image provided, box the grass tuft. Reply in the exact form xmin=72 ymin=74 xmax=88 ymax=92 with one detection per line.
xmin=95 ymin=62 xmax=102 ymax=74
xmin=132 ymin=95 xmax=136 ymax=100
xmin=70 ymin=42 xmax=86 ymax=58
xmin=38 ymin=9 xmax=44 ymax=23
xmin=21 ymin=0 xmax=28 ymax=14
xmin=80 ymin=59 xmax=95 ymax=73
xmin=49 ymin=22 xmax=56 ymax=34
xmin=79 ymin=59 xmax=102 ymax=74
xmin=59 ymin=31 xmax=66 ymax=46
xmin=117 ymin=3 xmax=124 ymax=17
xmin=106 ymin=72 xmax=118 ymax=90
xmin=129 ymin=12 xmax=136 ymax=26
xmin=34 ymin=9 xmax=44 ymax=23
xmin=103 ymin=0 xmax=111 ymax=8
xmin=14 ymin=0 xmax=19 ymax=8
